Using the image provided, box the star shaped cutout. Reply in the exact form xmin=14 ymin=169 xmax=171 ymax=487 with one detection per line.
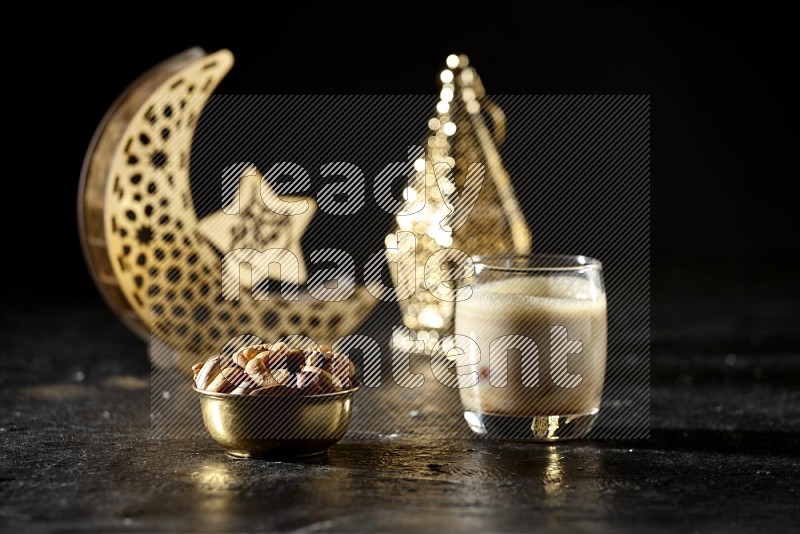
xmin=197 ymin=165 xmax=317 ymax=285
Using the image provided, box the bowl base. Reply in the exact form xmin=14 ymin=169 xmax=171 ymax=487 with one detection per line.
xmin=222 ymin=439 xmax=339 ymax=459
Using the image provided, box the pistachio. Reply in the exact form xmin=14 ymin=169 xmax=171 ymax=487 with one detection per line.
xmin=269 ymin=347 xmax=306 ymax=373
xmin=222 ymin=366 xmax=256 ymax=388
xmin=233 ymin=346 xmax=262 ymax=368
xmin=191 ymin=362 xmax=204 ymax=381
xmin=269 ymin=368 xmax=293 ymax=386
xmin=295 ymin=369 xmax=323 ymax=394
xmin=271 ymin=341 xmax=288 ymax=352
xmin=245 ymin=355 xmax=294 ymax=387
xmin=305 ymin=350 xmax=329 ymax=369
xmin=230 ymin=385 xmax=258 ymax=395
xmin=193 ymin=342 xmax=355 ymax=395
xmin=205 ymin=371 xmax=235 ymax=393
xmin=195 ymin=356 xmax=224 ymax=390
xmin=300 ymin=365 xmax=342 ymax=393
xmin=329 ymin=355 xmax=356 ymax=389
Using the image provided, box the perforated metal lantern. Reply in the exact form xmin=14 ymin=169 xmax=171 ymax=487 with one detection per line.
xmin=387 ymin=54 xmax=532 ymax=349
xmin=79 ymin=48 xmax=378 ymax=368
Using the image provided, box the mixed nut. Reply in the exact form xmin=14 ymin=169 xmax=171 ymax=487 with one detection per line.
xmin=192 ymin=342 xmax=356 ymax=396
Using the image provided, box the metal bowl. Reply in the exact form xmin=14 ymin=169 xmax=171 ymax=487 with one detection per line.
xmin=194 ymin=386 xmax=359 ymax=458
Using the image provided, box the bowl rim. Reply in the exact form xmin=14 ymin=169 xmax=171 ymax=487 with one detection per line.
xmin=192 ymin=384 xmax=361 ymax=400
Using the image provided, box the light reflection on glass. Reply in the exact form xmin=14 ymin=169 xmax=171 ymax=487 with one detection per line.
xmin=543 ymin=445 xmax=564 ymax=497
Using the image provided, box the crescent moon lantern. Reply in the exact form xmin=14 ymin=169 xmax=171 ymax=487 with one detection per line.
xmin=79 ymin=48 xmax=379 ymax=370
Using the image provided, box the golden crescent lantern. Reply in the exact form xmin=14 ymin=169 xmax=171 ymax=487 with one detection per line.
xmin=79 ymin=48 xmax=378 ymax=370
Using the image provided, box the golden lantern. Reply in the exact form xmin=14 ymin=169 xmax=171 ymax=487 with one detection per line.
xmin=387 ymin=54 xmax=532 ymax=352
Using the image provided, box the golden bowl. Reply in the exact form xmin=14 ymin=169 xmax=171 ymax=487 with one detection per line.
xmin=194 ymin=386 xmax=359 ymax=458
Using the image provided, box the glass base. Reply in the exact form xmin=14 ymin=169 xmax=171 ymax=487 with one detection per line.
xmin=464 ymin=409 xmax=598 ymax=441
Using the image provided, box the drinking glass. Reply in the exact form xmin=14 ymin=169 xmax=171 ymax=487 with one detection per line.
xmin=455 ymin=254 xmax=607 ymax=440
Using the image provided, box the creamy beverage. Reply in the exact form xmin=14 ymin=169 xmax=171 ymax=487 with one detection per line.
xmin=455 ymin=275 xmax=607 ymax=431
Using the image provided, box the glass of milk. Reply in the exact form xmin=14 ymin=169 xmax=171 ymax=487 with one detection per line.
xmin=455 ymin=254 xmax=607 ymax=440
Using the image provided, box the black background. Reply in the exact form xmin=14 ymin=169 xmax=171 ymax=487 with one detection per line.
xmin=6 ymin=2 xmax=796 ymax=303
xmin=1 ymin=8 xmax=798 ymax=531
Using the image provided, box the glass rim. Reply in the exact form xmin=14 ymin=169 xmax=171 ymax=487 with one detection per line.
xmin=472 ymin=253 xmax=603 ymax=273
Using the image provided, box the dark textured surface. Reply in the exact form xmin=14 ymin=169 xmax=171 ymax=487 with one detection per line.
xmin=1 ymin=267 xmax=799 ymax=533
